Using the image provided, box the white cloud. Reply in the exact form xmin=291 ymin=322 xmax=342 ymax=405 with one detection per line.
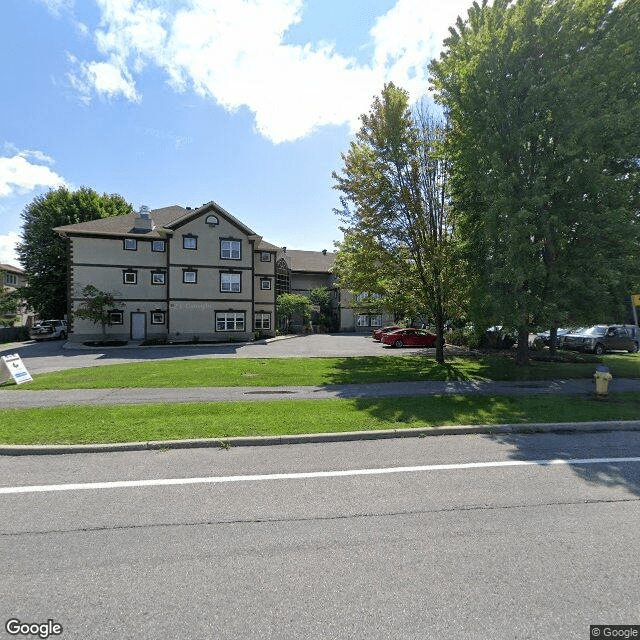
xmin=0 ymin=232 xmax=21 ymax=268
xmin=37 ymin=0 xmax=74 ymax=16
xmin=0 ymin=153 xmax=66 ymax=198
xmin=68 ymin=55 xmax=141 ymax=103
xmin=68 ymin=0 xmax=472 ymax=142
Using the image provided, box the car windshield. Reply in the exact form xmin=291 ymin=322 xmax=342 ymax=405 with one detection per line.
xmin=584 ymin=326 xmax=607 ymax=336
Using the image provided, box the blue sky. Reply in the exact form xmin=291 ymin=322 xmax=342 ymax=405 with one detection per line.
xmin=1 ymin=0 xmax=471 ymax=267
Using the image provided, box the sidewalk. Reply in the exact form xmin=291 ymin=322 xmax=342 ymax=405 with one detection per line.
xmin=2 ymin=378 xmax=638 ymax=455
xmin=0 ymin=377 xmax=638 ymax=408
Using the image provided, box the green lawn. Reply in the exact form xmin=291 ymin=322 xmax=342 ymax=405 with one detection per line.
xmin=5 ymin=353 xmax=640 ymax=390
xmin=2 ymin=393 xmax=640 ymax=445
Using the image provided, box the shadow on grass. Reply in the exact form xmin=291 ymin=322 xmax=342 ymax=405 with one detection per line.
xmin=346 ymin=395 xmax=530 ymax=428
xmin=323 ymin=355 xmax=487 ymax=385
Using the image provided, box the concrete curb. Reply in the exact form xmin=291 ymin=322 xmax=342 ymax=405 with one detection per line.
xmin=60 ymin=334 xmax=301 ymax=351
xmin=3 ymin=419 xmax=640 ymax=456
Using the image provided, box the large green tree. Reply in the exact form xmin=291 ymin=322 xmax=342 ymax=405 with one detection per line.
xmin=429 ymin=0 xmax=640 ymax=363
xmin=17 ymin=187 xmax=133 ymax=319
xmin=333 ymin=84 xmax=463 ymax=363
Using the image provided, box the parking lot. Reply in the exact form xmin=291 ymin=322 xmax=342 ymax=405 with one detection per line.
xmin=0 ymin=333 xmax=441 ymax=375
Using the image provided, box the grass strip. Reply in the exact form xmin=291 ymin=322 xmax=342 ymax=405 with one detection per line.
xmin=2 ymin=393 xmax=640 ymax=445
xmin=5 ymin=354 xmax=640 ymax=390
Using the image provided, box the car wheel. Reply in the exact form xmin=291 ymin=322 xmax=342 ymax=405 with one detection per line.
xmin=59 ymin=331 xmax=67 ymax=340
xmin=594 ymin=343 xmax=605 ymax=356
xmin=629 ymin=342 xmax=639 ymax=354
xmin=394 ymin=339 xmax=404 ymax=348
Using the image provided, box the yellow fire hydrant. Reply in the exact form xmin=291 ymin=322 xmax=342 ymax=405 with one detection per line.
xmin=593 ymin=366 xmax=612 ymax=399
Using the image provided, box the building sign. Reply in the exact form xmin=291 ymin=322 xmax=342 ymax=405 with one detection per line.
xmin=0 ymin=353 xmax=33 ymax=385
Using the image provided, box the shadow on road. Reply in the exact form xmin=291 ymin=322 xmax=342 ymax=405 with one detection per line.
xmin=487 ymin=430 xmax=640 ymax=497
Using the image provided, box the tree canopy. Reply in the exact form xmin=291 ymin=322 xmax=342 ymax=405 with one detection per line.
xmin=74 ymin=284 xmax=124 ymax=341
xmin=333 ymin=84 xmax=463 ymax=363
xmin=429 ymin=0 xmax=640 ymax=363
xmin=17 ymin=187 xmax=133 ymax=319
xmin=276 ymin=293 xmax=313 ymax=332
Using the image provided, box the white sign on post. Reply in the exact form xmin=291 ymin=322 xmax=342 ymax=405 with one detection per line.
xmin=1 ymin=353 xmax=33 ymax=385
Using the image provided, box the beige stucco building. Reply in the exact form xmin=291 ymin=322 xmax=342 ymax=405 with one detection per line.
xmin=55 ymin=201 xmax=393 ymax=342
xmin=55 ymin=202 xmax=279 ymax=343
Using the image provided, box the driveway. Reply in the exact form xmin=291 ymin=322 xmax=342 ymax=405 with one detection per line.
xmin=0 ymin=334 xmax=439 ymax=375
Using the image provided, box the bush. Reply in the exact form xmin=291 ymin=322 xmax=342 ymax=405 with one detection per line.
xmin=447 ymin=326 xmax=481 ymax=349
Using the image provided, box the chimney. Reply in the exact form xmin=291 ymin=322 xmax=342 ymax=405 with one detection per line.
xmin=282 ymin=246 xmax=286 ymax=253
xmin=133 ymin=205 xmax=154 ymax=232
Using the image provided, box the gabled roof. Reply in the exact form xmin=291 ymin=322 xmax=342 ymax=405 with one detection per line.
xmin=0 ymin=263 xmax=25 ymax=274
xmin=256 ymin=240 xmax=281 ymax=252
xmin=282 ymin=249 xmax=336 ymax=273
xmin=53 ymin=206 xmax=186 ymax=239
xmin=53 ymin=200 xmax=260 ymax=240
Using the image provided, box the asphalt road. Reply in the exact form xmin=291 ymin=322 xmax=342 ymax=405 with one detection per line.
xmin=2 ymin=432 xmax=639 ymax=639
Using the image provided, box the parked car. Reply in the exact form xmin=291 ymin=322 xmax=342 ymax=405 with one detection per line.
xmin=381 ymin=328 xmax=437 ymax=348
xmin=561 ymin=324 xmax=639 ymax=355
xmin=537 ymin=327 xmax=572 ymax=348
xmin=480 ymin=326 xmax=517 ymax=349
xmin=372 ymin=325 xmax=401 ymax=341
xmin=30 ymin=319 xmax=68 ymax=341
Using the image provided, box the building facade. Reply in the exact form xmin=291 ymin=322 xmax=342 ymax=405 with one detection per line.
xmin=0 ymin=263 xmax=30 ymax=326
xmin=55 ymin=202 xmax=279 ymax=343
xmin=55 ymin=201 xmax=393 ymax=342
xmin=274 ymin=248 xmax=393 ymax=333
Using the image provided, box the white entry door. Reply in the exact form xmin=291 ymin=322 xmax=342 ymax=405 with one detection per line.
xmin=131 ymin=312 xmax=146 ymax=341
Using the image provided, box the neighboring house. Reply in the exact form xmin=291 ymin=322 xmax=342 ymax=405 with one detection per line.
xmin=275 ymin=248 xmax=393 ymax=333
xmin=0 ymin=263 xmax=30 ymax=326
xmin=55 ymin=202 xmax=279 ymax=343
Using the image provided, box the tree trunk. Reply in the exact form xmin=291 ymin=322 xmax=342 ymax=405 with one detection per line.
xmin=548 ymin=324 xmax=558 ymax=359
xmin=516 ymin=326 xmax=529 ymax=366
xmin=434 ymin=307 xmax=446 ymax=364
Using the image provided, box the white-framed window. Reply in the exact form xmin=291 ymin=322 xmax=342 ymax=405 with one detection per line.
xmin=260 ymin=278 xmax=271 ymax=290
xmin=355 ymin=292 xmax=368 ymax=302
xmin=151 ymin=272 xmax=166 ymax=285
xmin=370 ymin=315 xmax=383 ymax=327
xmin=260 ymin=252 xmax=271 ymax=262
xmin=4 ymin=273 xmax=17 ymax=285
xmin=123 ymin=270 xmax=137 ymax=284
xmin=356 ymin=314 xmax=369 ymax=327
xmin=152 ymin=240 xmax=166 ymax=252
xmin=183 ymin=270 xmax=197 ymax=284
xmin=109 ymin=310 xmax=123 ymax=324
xmin=221 ymin=239 xmax=241 ymax=260
xmin=183 ymin=235 xmax=197 ymax=250
xmin=123 ymin=238 xmax=137 ymax=251
xmin=151 ymin=311 xmax=165 ymax=325
xmin=255 ymin=313 xmax=271 ymax=330
xmin=221 ymin=273 xmax=241 ymax=292
xmin=216 ymin=312 xmax=245 ymax=331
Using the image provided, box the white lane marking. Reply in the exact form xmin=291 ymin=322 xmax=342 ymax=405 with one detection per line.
xmin=2 ymin=457 xmax=640 ymax=495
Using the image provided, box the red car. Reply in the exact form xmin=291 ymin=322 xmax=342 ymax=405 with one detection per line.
xmin=372 ymin=325 xmax=401 ymax=340
xmin=382 ymin=328 xmax=437 ymax=348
